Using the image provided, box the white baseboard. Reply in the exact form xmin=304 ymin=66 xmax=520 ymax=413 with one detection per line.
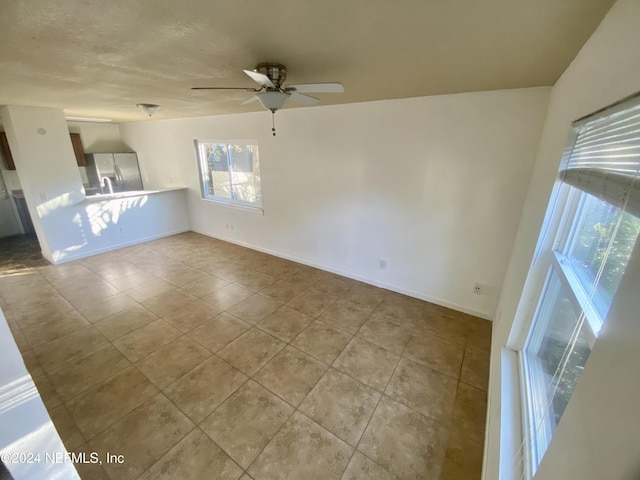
xmin=192 ymin=227 xmax=493 ymax=321
xmin=50 ymin=228 xmax=191 ymax=265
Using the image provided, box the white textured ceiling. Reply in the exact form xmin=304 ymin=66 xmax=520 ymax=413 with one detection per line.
xmin=0 ymin=0 xmax=615 ymax=123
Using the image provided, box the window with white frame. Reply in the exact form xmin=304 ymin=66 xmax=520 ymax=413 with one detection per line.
xmin=517 ymin=94 xmax=640 ymax=477
xmin=195 ymin=140 xmax=262 ymax=208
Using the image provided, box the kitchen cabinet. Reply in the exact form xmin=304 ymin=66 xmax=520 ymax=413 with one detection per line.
xmin=0 ymin=132 xmax=85 ymax=169
xmin=0 ymin=132 xmax=16 ymax=170
xmin=70 ymin=133 xmax=86 ymax=166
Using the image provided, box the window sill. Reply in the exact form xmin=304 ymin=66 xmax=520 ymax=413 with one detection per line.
xmin=200 ymin=197 xmax=264 ymax=215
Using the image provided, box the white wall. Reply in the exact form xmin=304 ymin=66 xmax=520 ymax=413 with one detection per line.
xmin=0 ymin=308 xmax=79 ymax=480
xmin=67 ymin=121 xmax=126 ymax=153
xmin=484 ymin=0 xmax=640 ymax=478
xmin=0 ymin=106 xmax=190 ymax=263
xmin=120 ymin=87 xmax=550 ymax=319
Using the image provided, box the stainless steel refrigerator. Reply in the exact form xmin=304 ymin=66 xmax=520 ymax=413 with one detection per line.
xmin=85 ymin=153 xmax=144 ymax=194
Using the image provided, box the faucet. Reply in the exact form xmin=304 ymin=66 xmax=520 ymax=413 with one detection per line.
xmin=101 ymin=176 xmax=114 ymax=195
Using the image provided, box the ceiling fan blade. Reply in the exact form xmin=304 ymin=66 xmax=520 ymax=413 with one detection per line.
xmin=191 ymin=87 xmax=257 ymax=91
xmin=241 ymin=96 xmax=260 ymax=105
xmin=289 ymin=92 xmax=320 ymax=106
xmin=285 ymin=82 xmax=344 ymax=94
xmin=243 ymin=70 xmax=276 ymax=88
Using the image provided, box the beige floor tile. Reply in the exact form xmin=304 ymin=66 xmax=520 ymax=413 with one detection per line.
xmin=125 ymin=278 xmax=176 ymax=303
xmin=286 ymin=290 xmax=335 ymax=318
xmin=333 ymin=338 xmax=399 ymax=391
xmin=299 ymin=368 xmax=380 ymax=446
xmin=89 ymin=393 xmax=193 ymax=480
xmin=139 ymin=429 xmax=243 ymax=480
xmin=113 ymin=319 xmax=181 ymax=362
xmin=201 ymin=283 xmax=253 ymax=309
xmin=12 ymin=296 xmax=75 ymax=328
xmin=72 ymin=443 xmax=111 ymax=480
xmin=227 ymin=294 xmax=281 ymax=325
xmin=341 ymin=451 xmax=397 ymax=480
xmin=234 ymin=271 xmax=278 ymax=292
xmin=418 ymin=309 xmax=468 ymax=344
xmin=281 ymin=266 xmax=325 ymax=287
xmin=252 ymin=258 xmax=297 ymax=278
xmin=217 ymin=328 xmax=286 ymax=376
xmin=403 ymin=331 xmax=464 ymax=379
xmin=256 ymin=306 xmax=313 ymax=343
xmin=462 ymin=317 xmax=492 ymax=351
xmin=135 ymin=336 xmax=212 ymax=388
xmin=188 ymin=313 xmax=251 ymax=352
xmin=66 ymin=366 xmax=158 ymax=439
xmin=451 ymin=383 xmax=487 ymax=445
xmin=108 ymin=270 xmax=161 ymax=292
xmin=291 ymin=320 xmax=352 ymax=365
xmin=200 ymin=380 xmax=293 ymax=469
xmin=163 ymin=299 xmax=221 ymax=332
xmin=94 ymin=305 xmax=157 ymax=341
xmin=385 ymin=358 xmax=457 ymax=423
xmin=440 ymin=423 xmax=484 ymax=480
xmin=344 ymin=283 xmax=386 ymax=309
xmin=357 ymin=314 xmax=413 ymax=355
xmin=61 ymin=282 xmax=121 ymax=310
xmin=21 ymin=310 xmax=89 ymax=348
xmin=54 ymin=274 xmax=109 ymax=297
xmin=212 ymin=263 xmax=250 ymax=282
xmin=142 ymin=288 xmax=199 ymax=316
xmin=254 ymin=346 xmax=326 ymax=406
xmin=310 ymin=274 xmax=356 ymax=297
xmin=34 ymin=326 xmax=108 ymax=373
xmin=77 ymin=293 xmax=138 ymax=323
xmin=182 ymin=275 xmax=231 ymax=298
xmin=461 ymin=346 xmax=491 ymax=391
xmin=48 ymin=344 xmax=131 ymax=401
xmin=2 ymin=233 xmax=491 ymax=480
xmin=259 ymin=279 xmax=306 ymax=303
xmin=375 ymin=295 xmax=425 ymax=327
xmin=88 ymin=260 xmax=141 ymax=282
xmin=163 ymin=355 xmax=248 ymax=423
xmin=248 ymin=411 xmax=353 ymax=480
xmin=358 ymin=396 xmax=449 ymax=480
xmin=318 ymin=299 xmax=372 ymax=335
xmin=33 ymin=374 xmax=62 ymax=410
xmin=158 ymin=266 xmax=209 ymax=287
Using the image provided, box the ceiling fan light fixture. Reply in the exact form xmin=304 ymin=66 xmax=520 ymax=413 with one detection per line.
xmin=136 ymin=103 xmax=159 ymax=117
xmin=255 ymin=92 xmax=289 ymax=112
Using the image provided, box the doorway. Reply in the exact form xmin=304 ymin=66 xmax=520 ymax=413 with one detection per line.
xmin=0 ymin=169 xmax=21 ymax=239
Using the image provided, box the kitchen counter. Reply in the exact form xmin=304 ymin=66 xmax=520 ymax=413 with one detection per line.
xmin=82 ymin=186 xmax=187 ymax=203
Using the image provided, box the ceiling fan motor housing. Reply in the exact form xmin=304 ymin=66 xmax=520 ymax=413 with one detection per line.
xmin=254 ymin=63 xmax=287 ymax=89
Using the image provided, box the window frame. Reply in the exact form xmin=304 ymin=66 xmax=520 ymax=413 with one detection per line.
xmin=194 ymin=139 xmax=264 ymax=213
xmin=502 ymin=93 xmax=640 ymax=479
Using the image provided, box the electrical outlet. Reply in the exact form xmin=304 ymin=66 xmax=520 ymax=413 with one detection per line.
xmin=474 ymin=282 xmax=487 ymax=295
xmin=378 ymin=259 xmax=387 ymax=270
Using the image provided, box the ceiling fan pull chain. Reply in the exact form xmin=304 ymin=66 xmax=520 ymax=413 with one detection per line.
xmin=272 ymin=111 xmax=276 ymax=136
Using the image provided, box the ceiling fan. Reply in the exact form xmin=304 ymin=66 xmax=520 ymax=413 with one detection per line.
xmin=192 ymin=63 xmax=344 ymax=135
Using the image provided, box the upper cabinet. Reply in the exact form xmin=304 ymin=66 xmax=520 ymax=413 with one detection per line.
xmin=0 ymin=132 xmax=86 ymax=170
xmin=70 ymin=133 xmax=86 ymax=166
xmin=0 ymin=132 xmax=16 ymax=170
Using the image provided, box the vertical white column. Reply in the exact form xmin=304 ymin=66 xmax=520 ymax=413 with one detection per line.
xmin=0 ymin=106 xmax=85 ymax=263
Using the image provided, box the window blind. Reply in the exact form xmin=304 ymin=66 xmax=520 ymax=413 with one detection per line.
xmin=560 ymin=93 xmax=640 ymax=216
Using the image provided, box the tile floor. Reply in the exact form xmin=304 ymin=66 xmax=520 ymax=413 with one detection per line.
xmin=0 ymin=232 xmax=491 ymax=480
